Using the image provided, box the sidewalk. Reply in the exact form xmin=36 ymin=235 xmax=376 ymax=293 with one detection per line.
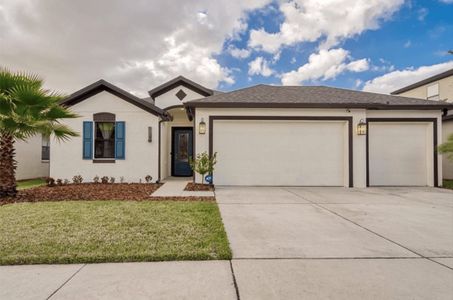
xmin=151 ymin=179 xmax=214 ymax=197
xmin=0 ymin=261 xmax=235 ymax=300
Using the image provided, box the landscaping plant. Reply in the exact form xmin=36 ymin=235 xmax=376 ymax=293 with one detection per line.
xmin=189 ymin=151 xmax=217 ymax=185
xmin=0 ymin=68 xmax=78 ymax=197
xmin=438 ymin=133 xmax=453 ymax=161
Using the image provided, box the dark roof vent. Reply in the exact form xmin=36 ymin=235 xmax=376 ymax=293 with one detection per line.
xmin=176 ymin=89 xmax=187 ymax=100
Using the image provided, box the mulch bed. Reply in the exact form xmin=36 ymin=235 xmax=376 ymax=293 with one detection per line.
xmin=184 ymin=182 xmax=215 ymax=191
xmin=0 ymin=183 xmax=177 ymax=205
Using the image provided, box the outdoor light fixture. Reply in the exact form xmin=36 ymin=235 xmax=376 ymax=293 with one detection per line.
xmin=148 ymin=126 xmax=152 ymax=142
xmin=199 ymin=118 xmax=206 ymax=134
xmin=357 ymin=119 xmax=367 ymax=135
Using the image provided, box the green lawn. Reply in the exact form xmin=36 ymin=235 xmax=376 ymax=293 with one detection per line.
xmin=0 ymin=201 xmax=231 ymax=265
xmin=443 ymin=180 xmax=453 ymax=190
xmin=17 ymin=178 xmax=46 ymax=190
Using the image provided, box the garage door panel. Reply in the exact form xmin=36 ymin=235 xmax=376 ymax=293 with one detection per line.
xmin=213 ymin=120 xmax=347 ymax=186
xmin=368 ymin=122 xmax=431 ymax=186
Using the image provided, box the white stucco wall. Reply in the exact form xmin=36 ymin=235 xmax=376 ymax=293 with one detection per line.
xmin=153 ymin=85 xmax=205 ymax=110
xmin=50 ymin=91 xmax=160 ymax=183
xmin=15 ymin=135 xmax=49 ymax=180
xmin=194 ymin=108 xmax=443 ymax=187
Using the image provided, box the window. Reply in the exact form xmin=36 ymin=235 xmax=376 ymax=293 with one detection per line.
xmin=41 ymin=135 xmax=50 ymax=161
xmin=427 ymin=83 xmax=439 ymax=100
xmin=94 ymin=122 xmax=115 ymax=158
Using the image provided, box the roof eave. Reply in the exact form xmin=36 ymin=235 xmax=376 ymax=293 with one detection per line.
xmin=61 ymin=80 xmax=168 ymax=119
xmin=185 ymin=102 xmax=453 ymax=110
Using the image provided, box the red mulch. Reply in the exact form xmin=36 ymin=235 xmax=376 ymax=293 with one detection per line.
xmin=0 ymin=183 xmax=170 ymax=205
xmin=184 ymin=182 xmax=215 ymax=191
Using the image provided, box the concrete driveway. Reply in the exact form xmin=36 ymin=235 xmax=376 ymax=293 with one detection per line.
xmin=1 ymin=187 xmax=452 ymax=299
xmin=216 ymin=186 xmax=453 ymax=299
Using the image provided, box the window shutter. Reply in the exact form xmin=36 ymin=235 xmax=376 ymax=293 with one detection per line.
xmin=82 ymin=121 xmax=93 ymax=159
xmin=115 ymin=121 xmax=125 ymax=159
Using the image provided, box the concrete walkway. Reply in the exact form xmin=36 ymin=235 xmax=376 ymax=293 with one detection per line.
xmin=151 ymin=179 xmax=214 ymax=197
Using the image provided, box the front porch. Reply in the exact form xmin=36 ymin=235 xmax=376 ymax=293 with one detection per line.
xmin=159 ymin=106 xmax=194 ymax=181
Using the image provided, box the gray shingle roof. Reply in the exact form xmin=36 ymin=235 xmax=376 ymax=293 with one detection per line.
xmin=186 ymin=84 xmax=453 ymax=110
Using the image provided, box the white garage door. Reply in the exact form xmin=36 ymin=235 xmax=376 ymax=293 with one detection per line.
xmin=368 ymin=122 xmax=433 ymax=186
xmin=212 ymin=120 xmax=349 ymax=186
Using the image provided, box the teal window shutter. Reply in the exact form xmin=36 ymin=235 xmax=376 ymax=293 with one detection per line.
xmin=82 ymin=121 xmax=93 ymax=159
xmin=115 ymin=121 xmax=125 ymax=159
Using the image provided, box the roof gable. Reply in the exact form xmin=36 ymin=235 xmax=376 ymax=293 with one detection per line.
xmin=391 ymin=68 xmax=453 ymax=95
xmin=148 ymin=76 xmax=214 ymax=100
xmin=61 ymin=80 xmax=169 ymax=118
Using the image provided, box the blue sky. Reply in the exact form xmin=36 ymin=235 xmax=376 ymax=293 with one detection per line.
xmin=216 ymin=0 xmax=453 ymax=93
xmin=1 ymin=0 xmax=452 ymax=96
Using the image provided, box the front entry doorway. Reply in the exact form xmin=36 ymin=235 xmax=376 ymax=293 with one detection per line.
xmin=171 ymin=127 xmax=193 ymax=177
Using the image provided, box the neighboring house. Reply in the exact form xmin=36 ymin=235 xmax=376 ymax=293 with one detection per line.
xmin=50 ymin=76 xmax=453 ymax=188
xmin=391 ymin=68 xmax=453 ymax=180
xmin=15 ymin=134 xmax=50 ymax=180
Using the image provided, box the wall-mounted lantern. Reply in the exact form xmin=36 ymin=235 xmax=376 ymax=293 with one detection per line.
xmin=199 ymin=118 xmax=206 ymax=134
xmin=357 ymin=119 xmax=367 ymax=135
xmin=148 ymin=126 xmax=152 ymax=142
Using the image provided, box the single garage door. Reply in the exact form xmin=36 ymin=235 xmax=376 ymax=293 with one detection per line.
xmin=212 ymin=119 xmax=350 ymax=186
xmin=368 ymin=121 xmax=434 ymax=186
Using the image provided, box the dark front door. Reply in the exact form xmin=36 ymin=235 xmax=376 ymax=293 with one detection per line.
xmin=171 ymin=127 xmax=193 ymax=177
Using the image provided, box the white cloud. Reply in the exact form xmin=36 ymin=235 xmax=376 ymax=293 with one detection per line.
xmin=404 ymin=40 xmax=412 ymax=48
xmin=0 ymin=0 xmax=270 ymax=96
xmin=439 ymin=0 xmax=453 ymax=3
xmin=249 ymin=0 xmax=404 ymax=53
xmin=363 ymin=61 xmax=453 ymax=93
xmin=417 ymin=8 xmax=428 ymax=21
xmin=248 ymin=56 xmax=274 ymax=77
xmin=228 ymin=45 xmax=251 ymax=59
xmin=281 ymin=48 xmax=369 ymax=85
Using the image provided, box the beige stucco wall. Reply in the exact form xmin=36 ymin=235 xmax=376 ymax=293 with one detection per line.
xmin=194 ymin=108 xmax=442 ymax=188
xmin=15 ymin=135 xmax=49 ymax=180
xmin=50 ymin=91 xmax=160 ymax=183
xmin=154 ymin=85 xmax=206 ymax=110
xmin=397 ymin=75 xmax=453 ymax=102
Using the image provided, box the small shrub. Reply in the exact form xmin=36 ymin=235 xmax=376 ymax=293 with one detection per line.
xmin=145 ymin=175 xmax=152 ymax=183
xmin=72 ymin=175 xmax=83 ymax=184
xmin=46 ymin=177 xmax=55 ymax=187
xmin=120 ymin=176 xmax=125 ymax=183
xmin=56 ymin=179 xmax=63 ymax=186
xmin=109 ymin=177 xmax=115 ymax=184
xmin=101 ymin=176 xmax=109 ymax=184
xmin=93 ymin=175 xmax=100 ymax=184
xmin=63 ymin=179 xmax=70 ymax=185
xmin=189 ymin=151 xmax=217 ymax=185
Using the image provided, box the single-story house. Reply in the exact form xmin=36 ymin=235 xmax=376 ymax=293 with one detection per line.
xmin=50 ymin=76 xmax=453 ymax=188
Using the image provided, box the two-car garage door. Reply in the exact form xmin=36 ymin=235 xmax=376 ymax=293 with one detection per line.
xmin=212 ymin=118 xmax=351 ymax=186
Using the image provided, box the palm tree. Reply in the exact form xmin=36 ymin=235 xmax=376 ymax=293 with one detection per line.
xmin=0 ymin=68 xmax=78 ymax=197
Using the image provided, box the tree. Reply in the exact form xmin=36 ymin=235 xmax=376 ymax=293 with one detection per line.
xmin=0 ymin=68 xmax=78 ymax=197
xmin=438 ymin=133 xmax=453 ymax=161
xmin=189 ymin=152 xmax=217 ymax=185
